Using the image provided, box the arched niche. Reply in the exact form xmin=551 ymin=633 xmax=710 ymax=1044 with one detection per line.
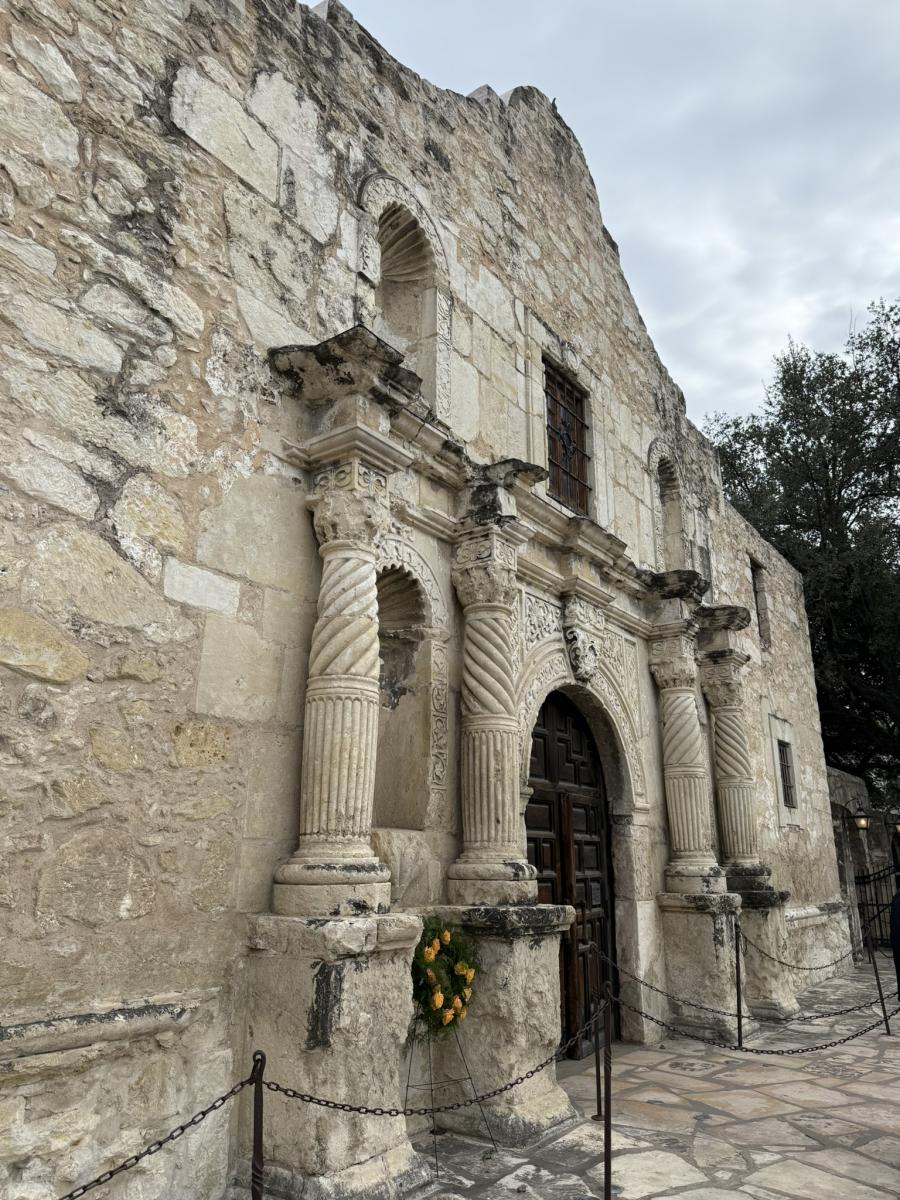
xmin=372 ymin=537 xmax=450 ymax=832
xmin=648 ymin=439 xmax=687 ymax=571
xmin=357 ymin=173 xmax=452 ymax=421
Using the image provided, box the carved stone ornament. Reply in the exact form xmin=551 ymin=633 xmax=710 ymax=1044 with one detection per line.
xmin=452 ymin=529 xmax=518 ymax=609
xmin=309 ymin=458 xmax=390 ymax=548
xmin=564 ymin=626 xmax=600 ymax=682
xmin=700 ymin=653 xmax=749 ymax=710
xmin=649 ymin=633 xmax=698 ymax=692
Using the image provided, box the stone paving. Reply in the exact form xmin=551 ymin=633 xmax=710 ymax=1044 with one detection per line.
xmin=412 ymin=965 xmax=900 ymax=1199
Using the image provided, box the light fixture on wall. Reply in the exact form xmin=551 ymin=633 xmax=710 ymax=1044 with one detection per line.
xmin=852 ymin=804 xmax=870 ymax=831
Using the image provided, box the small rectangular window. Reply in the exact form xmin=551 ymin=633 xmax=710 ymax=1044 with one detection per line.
xmin=750 ymin=558 xmax=771 ymax=648
xmin=777 ymin=739 xmax=797 ymax=808
xmin=544 ymin=360 xmax=591 ymax=515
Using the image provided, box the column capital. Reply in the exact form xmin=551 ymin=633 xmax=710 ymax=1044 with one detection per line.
xmin=699 ymin=650 xmax=751 ymax=709
xmin=451 ymin=526 xmax=519 ymax=609
xmin=649 ymin=628 xmax=699 ymax=691
xmin=309 ymin=457 xmax=391 ymax=548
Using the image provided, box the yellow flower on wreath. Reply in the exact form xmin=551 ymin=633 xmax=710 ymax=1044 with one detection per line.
xmin=465 ymin=968 xmax=476 ymax=984
xmin=452 ymin=995 xmax=463 ymax=1011
xmin=432 ymin=990 xmax=444 ymax=1009
xmin=431 ymin=938 xmax=441 ymax=954
xmin=426 ymin=968 xmax=436 ymax=983
xmin=458 ymin=1006 xmax=468 ymax=1020
xmin=423 ymin=946 xmax=436 ymax=963
xmin=454 ymin=961 xmax=468 ymax=976
xmin=440 ymin=929 xmax=451 ymax=944
xmin=463 ymin=987 xmax=472 ymax=1001
xmin=442 ymin=1009 xmax=455 ymax=1025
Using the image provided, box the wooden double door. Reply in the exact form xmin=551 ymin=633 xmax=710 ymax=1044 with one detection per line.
xmin=526 ymin=691 xmax=617 ymax=1056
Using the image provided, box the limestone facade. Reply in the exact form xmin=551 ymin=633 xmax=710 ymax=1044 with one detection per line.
xmin=0 ymin=1 xmax=850 ymax=1196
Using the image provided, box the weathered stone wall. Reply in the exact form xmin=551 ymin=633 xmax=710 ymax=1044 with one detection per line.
xmin=0 ymin=0 xmax=848 ymax=1192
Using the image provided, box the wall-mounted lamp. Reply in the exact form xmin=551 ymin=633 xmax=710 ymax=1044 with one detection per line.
xmin=853 ymin=805 xmax=870 ymax=831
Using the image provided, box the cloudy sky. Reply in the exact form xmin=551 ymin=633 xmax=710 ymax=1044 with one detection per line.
xmin=345 ymin=0 xmax=900 ymax=423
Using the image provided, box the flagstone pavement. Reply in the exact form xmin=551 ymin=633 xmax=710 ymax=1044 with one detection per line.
xmin=412 ymin=964 xmax=900 ymax=1199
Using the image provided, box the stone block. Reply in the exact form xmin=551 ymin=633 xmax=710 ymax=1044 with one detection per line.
xmin=90 ymin=725 xmax=146 ymax=770
xmin=0 ymin=63 xmax=78 ymax=170
xmin=10 ymin=27 xmax=82 ymax=103
xmin=0 ymin=227 xmax=57 ymax=275
xmin=198 ymin=474 xmax=317 ymax=594
xmin=247 ymin=71 xmax=321 ymax=160
xmin=43 ymin=774 xmax=110 ymax=819
xmin=280 ymin=148 xmax=338 ymax=244
xmin=0 ymin=607 xmax=88 ymax=682
xmin=172 ymin=719 xmax=232 ymax=768
xmin=450 ymin=352 xmax=479 ymax=443
xmin=112 ymin=475 xmax=188 ymax=556
xmin=195 ymin=615 xmax=282 ymax=722
xmin=170 ymin=66 xmax=278 ymax=200
xmin=164 ymin=558 xmax=240 ymax=616
xmin=23 ymin=526 xmax=189 ymax=640
xmin=36 ymin=830 xmax=155 ymax=925
xmin=4 ymin=294 xmax=122 ymax=373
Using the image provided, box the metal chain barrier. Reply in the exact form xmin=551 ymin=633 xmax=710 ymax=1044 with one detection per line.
xmin=597 ymin=945 xmax=895 ymax=1027
xmin=55 ymin=1074 xmax=253 ymax=1200
xmin=740 ymin=930 xmax=856 ymax=972
xmin=613 ymin=992 xmax=900 ymax=1056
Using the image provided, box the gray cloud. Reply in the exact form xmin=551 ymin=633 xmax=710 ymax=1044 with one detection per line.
xmin=345 ymin=0 xmax=900 ymax=421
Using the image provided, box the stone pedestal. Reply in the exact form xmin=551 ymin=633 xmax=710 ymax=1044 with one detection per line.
xmin=447 ymin=525 xmax=537 ymax=906
xmin=739 ymin=894 xmax=801 ymax=1021
xmin=430 ymin=905 xmax=576 ymax=1147
xmin=658 ymin=893 xmax=756 ymax=1042
xmin=237 ymin=912 xmax=428 ymax=1199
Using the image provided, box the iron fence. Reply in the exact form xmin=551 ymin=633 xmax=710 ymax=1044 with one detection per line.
xmin=856 ymin=863 xmax=899 ymax=947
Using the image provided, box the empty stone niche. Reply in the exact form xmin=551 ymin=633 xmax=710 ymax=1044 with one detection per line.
xmin=374 ymin=203 xmax=439 ymax=406
xmin=374 ymin=565 xmax=430 ymax=829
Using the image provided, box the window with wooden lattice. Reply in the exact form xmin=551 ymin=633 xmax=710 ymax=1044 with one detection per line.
xmin=544 ymin=360 xmax=591 ymax=515
xmin=777 ymin=739 xmax=797 ymax=808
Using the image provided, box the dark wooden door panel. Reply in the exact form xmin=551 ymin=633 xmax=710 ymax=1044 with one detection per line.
xmin=525 ymin=690 xmax=617 ymax=1058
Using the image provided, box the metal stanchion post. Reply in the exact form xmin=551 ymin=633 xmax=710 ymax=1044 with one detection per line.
xmin=603 ymin=982 xmax=613 ymax=1200
xmin=866 ymin=929 xmax=893 ymax=1036
xmin=250 ymin=1050 xmax=266 ymax=1200
xmin=735 ymin=917 xmax=743 ymax=1049
xmin=591 ymin=947 xmax=603 ymax=1123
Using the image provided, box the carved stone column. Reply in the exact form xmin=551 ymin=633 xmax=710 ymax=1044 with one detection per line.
xmin=700 ymin=650 xmax=760 ymax=869
xmin=274 ymin=444 xmax=406 ymax=917
xmin=447 ymin=526 xmax=537 ymax=905
xmin=649 ymin=629 xmax=723 ymax=893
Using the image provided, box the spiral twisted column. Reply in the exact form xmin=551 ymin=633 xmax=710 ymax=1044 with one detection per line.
xmin=275 ymin=457 xmax=392 ymax=917
xmin=700 ymin=651 xmax=763 ymax=870
xmin=448 ymin=527 xmax=536 ymax=905
xmin=650 ymin=631 xmax=723 ymax=893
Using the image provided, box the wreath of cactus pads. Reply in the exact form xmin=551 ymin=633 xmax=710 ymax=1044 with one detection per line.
xmin=411 ymin=917 xmax=480 ymax=1036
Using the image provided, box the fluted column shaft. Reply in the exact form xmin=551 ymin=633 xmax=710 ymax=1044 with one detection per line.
xmin=650 ymin=632 xmax=722 ymax=892
xmin=448 ymin=527 xmax=536 ymax=904
xmin=700 ymin=653 xmax=760 ymax=867
xmin=275 ymin=458 xmax=392 ymax=916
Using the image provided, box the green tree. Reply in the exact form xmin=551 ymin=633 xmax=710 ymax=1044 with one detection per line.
xmin=704 ymin=300 xmax=900 ymax=804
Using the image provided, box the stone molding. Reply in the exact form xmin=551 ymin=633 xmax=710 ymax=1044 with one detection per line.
xmin=451 ymin=527 xmax=518 ymax=610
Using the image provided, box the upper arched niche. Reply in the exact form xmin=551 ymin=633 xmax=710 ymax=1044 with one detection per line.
xmin=356 ymin=173 xmax=452 ymax=419
xmin=648 ymin=439 xmax=686 ymax=572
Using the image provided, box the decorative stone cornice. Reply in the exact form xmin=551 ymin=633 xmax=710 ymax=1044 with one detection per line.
xmin=270 ymin=324 xmax=420 ymax=409
xmin=452 ymin=527 xmax=519 ymax=609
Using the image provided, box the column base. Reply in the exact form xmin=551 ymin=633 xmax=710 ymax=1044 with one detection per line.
xmin=242 ymin=911 xmax=423 ymax=1190
xmin=657 ymin=891 xmax=757 ymax=1042
xmin=664 ymin=861 xmax=728 ymax=895
xmin=446 ymin=859 xmax=538 ymax=906
xmin=274 ymin=858 xmax=391 ymax=917
xmin=428 ymin=904 xmax=577 ymax=1147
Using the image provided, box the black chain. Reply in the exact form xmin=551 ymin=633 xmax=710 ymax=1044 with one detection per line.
xmin=266 ymin=1001 xmax=610 ymax=1118
xmin=740 ymin=930 xmax=856 ymax=972
xmin=597 ymin=946 xmax=894 ymax=1026
xmin=613 ymin=993 xmax=900 ymax=1056
xmin=55 ymin=1076 xmax=252 ymax=1200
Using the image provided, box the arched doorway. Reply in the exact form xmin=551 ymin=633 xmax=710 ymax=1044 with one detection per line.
xmin=526 ymin=690 xmax=617 ymax=1056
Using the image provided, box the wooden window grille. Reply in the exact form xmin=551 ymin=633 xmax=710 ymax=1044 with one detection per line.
xmin=777 ymin=739 xmax=797 ymax=808
xmin=544 ymin=360 xmax=591 ymax=515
